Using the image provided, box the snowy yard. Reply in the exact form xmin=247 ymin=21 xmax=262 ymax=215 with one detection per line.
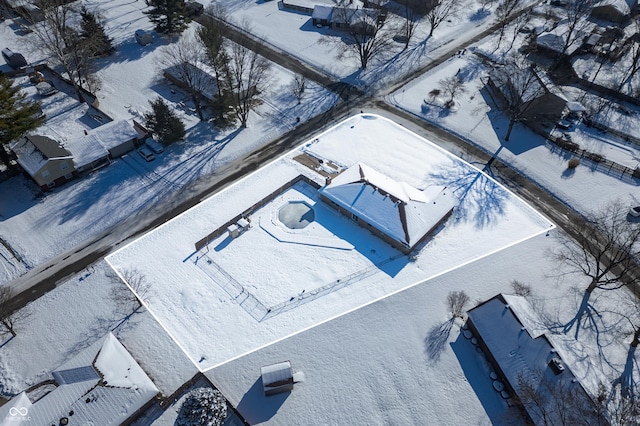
xmin=0 ymin=6 xmax=338 ymax=285
xmin=106 ymin=114 xmax=552 ymax=371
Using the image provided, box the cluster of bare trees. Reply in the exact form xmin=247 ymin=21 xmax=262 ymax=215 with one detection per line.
xmin=28 ymin=0 xmax=113 ymax=102
xmin=158 ymin=6 xmax=272 ymax=127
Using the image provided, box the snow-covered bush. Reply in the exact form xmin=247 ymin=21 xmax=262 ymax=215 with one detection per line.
xmin=176 ymin=387 xmax=227 ymax=426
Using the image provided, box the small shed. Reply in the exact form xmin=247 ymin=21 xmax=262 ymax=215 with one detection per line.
xmin=261 ymin=361 xmax=294 ymax=396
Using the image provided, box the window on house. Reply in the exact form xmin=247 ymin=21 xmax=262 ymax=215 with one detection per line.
xmin=60 ymin=162 xmax=68 ymax=170
xmin=351 ymin=213 xmax=358 ymax=222
xmin=41 ymin=169 xmax=50 ymax=178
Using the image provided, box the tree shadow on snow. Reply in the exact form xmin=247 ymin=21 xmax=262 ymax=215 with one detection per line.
xmin=428 ymin=159 xmax=509 ymax=229
xmin=611 ymin=346 xmax=639 ymax=400
xmin=424 ymin=319 xmax=454 ymax=362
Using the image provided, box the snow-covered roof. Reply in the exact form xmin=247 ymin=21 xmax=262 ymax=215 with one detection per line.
xmin=536 ymin=30 xmax=584 ymax=56
xmin=312 ymin=5 xmax=333 ymax=20
xmin=64 ymin=133 xmax=109 ymax=168
xmin=64 ymin=120 xmax=138 ymax=168
xmin=467 ymin=294 xmax=598 ymax=425
xmin=0 ymin=392 xmax=32 ymax=424
xmin=10 ymin=332 xmax=158 ymax=426
xmin=319 ymin=163 xmax=457 ymax=248
xmin=91 ymin=119 xmax=139 ymax=150
xmin=9 ymin=135 xmax=73 ymax=175
xmin=594 ymin=0 xmax=634 ymax=15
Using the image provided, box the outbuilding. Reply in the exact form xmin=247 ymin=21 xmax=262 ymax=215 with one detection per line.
xmin=261 ymin=361 xmax=294 ymax=396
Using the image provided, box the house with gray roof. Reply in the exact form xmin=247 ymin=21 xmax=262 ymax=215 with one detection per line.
xmin=10 ymin=135 xmax=76 ymax=190
xmin=0 ymin=332 xmax=159 ymax=426
xmin=466 ymin=294 xmax=603 ymax=426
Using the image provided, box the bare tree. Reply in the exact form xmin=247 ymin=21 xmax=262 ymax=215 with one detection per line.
xmin=479 ymin=0 xmax=495 ymax=12
xmin=225 ymin=20 xmax=272 ymax=127
xmin=0 ymin=287 xmax=18 ymax=337
xmin=505 ymin=11 xmax=531 ymax=53
xmin=29 ymin=0 xmax=94 ymax=102
xmin=292 ymin=74 xmax=307 ymax=104
xmin=322 ymin=7 xmax=395 ymax=70
xmin=159 ymin=34 xmax=209 ymax=120
xmin=426 ymin=0 xmax=460 ymax=37
xmin=197 ymin=3 xmax=229 ymax=99
xmin=551 ymin=200 xmax=640 ymax=296
xmin=555 ymin=0 xmax=598 ymax=57
xmin=400 ymin=0 xmax=425 ymax=50
xmin=510 ymin=280 xmax=531 ymax=297
xmin=617 ymin=17 xmax=640 ymax=93
xmin=487 ymin=57 xmax=546 ymax=141
xmin=109 ymin=269 xmax=152 ymax=312
xmin=495 ymin=0 xmax=521 ymax=49
xmin=597 ymin=382 xmax=640 ymax=425
xmin=516 ymin=370 xmax=602 ymax=425
xmin=439 ymin=75 xmax=466 ymax=105
xmin=447 ymin=290 xmax=470 ymax=319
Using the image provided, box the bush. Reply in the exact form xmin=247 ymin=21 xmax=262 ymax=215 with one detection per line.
xmin=567 ymin=158 xmax=580 ymax=169
xmin=511 ymin=280 xmax=531 ymax=297
xmin=444 ymin=99 xmax=456 ymax=109
xmin=447 ymin=290 xmax=470 ymax=319
xmin=555 ymin=138 xmax=579 ymax=152
xmin=176 ymin=387 xmax=227 ymax=426
xmin=428 ymin=89 xmax=441 ymax=101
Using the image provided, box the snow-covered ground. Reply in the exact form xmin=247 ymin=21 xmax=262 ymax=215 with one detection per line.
xmin=387 ymin=35 xmax=640 ymax=216
xmin=106 ymin=114 xmax=552 ymax=371
xmin=224 ymin=0 xmax=536 ymax=90
xmin=3 ymin=1 xmax=640 ymax=424
xmin=0 ymin=5 xmax=338 ymax=285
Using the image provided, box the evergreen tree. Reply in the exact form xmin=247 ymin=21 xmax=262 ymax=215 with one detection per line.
xmin=145 ymin=0 xmax=190 ymax=35
xmin=0 ymin=76 xmax=45 ymax=166
xmin=80 ymin=7 xmax=114 ymax=57
xmin=176 ymin=388 xmax=227 ymax=426
xmin=144 ymin=97 xmax=185 ymax=144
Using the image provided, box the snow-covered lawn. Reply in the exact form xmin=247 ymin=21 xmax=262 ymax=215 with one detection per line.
xmin=387 ymin=45 xmax=640 ymax=217
xmin=0 ymin=261 xmax=197 ymax=399
xmin=224 ymin=0 xmax=536 ymax=89
xmin=106 ymin=114 xmax=552 ymax=371
xmin=0 ymin=9 xmax=338 ymax=285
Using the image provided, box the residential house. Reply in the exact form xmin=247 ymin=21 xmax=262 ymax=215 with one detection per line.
xmin=10 ymin=135 xmax=76 ymax=190
xmin=591 ymin=0 xmax=636 ymax=23
xmin=0 ymin=332 xmax=159 ymax=425
xmin=311 ymin=6 xmax=381 ymax=34
xmin=66 ymin=119 xmax=141 ymax=173
xmin=319 ymin=163 xmax=457 ymax=254
xmin=466 ymin=294 xmax=602 ymax=425
xmin=487 ymin=66 xmax=569 ymax=128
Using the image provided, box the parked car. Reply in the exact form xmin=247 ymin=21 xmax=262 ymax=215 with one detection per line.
xmin=36 ymin=81 xmax=57 ymax=97
xmin=630 ymin=206 xmax=640 ymax=217
xmin=135 ymin=29 xmax=152 ymax=46
xmin=2 ymin=48 xmax=27 ymax=69
xmin=145 ymin=137 xmax=164 ymax=154
xmin=137 ymin=146 xmax=155 ymax=162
